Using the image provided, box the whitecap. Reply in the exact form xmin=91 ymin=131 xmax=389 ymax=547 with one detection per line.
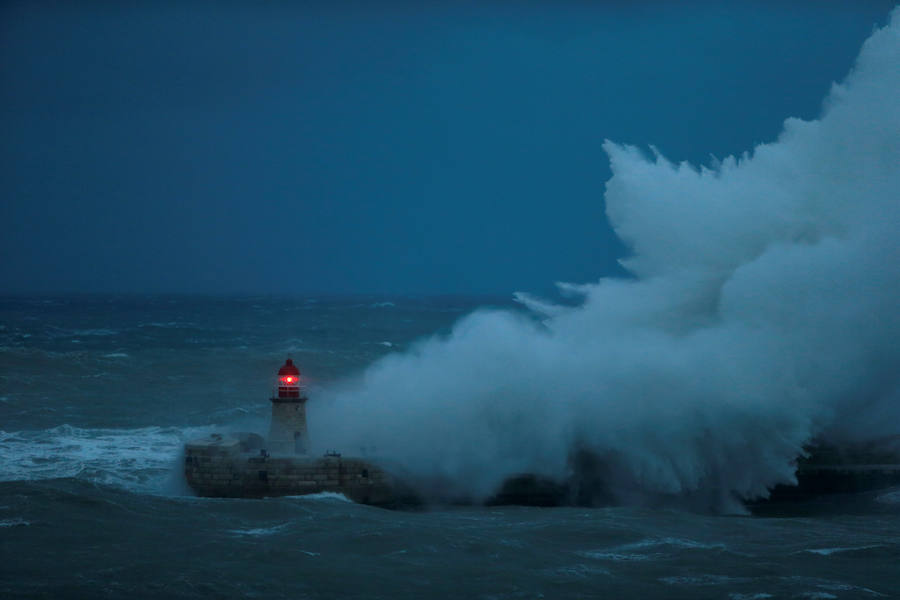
xmin=549 ymin=563 xmax=611 ymax=579
xmin=72 ymin=329 xmax=118 ymax=336
xmin=804 ymin=545 xmax=884 ymax=556
xmin=782 ymin=576 xmax=886 ymax=597
xmin=579 ymin=551 xmax=654 ymax=562
xmin=138 ymin=322 xmax=195 ymax=329
xmin=660 ymin=574 xmax=749 ymax=586
xmin=815 ymin=583 xmax=886 ymax=597
xmin=0 ymin=518 xmax=30 ymax=528
xmin=228 ymin=523 xmax=289 ymax=537
xmin=580 ymin=537 xmax=725 ymax=563
xmin=874 ymin=489 xmax=900 ymax=504
xmin=579 ymin=537 xmax=725 ymax=562
xmin=626 ymin=537 xmax=726 ymax=551
xmin=286 ymin=492 xmax=352 ymax=503
xmin=0 ymin=424 xmax=216 ymax=493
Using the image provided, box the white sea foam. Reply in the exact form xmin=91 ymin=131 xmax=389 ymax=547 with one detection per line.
xmin=580 ymin=551 xmax=654 ymax=562
xmin=814 ymin=582 xmax=886 ymax=597
xmin=137 ymin=322 xmax=196 ymax=329
xmin=0 ymin=424 xmax=214 ymax=493
xmin=804 ymin=545 xmax=884 ymax=556
xmin=660 ymin=574 xmax=749 ymax=586
xmin=287 ymin=491 xmax=352 ymax=503
xmin=622 ymin=537 xmax=726 ymax=551
xmin=581 ymin=537 xmax=726 ymax=561
xmin=283 ymin=338 xmax=313 ymax=353
xmin=550 ymin=563 xmax=610 ymax=579
xmin=228 ymin=523 xmax=289 ymax=537
xmin=311 ymin=11 xmax=900 ymax=509
xmin=72 ymin=328 xmax=118 ymax=336
xmin=44 ymin=326 xmax=118 ymax=339
xmin=874 ymin=488 xmax=900 ymax=504
xmin=0 ymin=518 xmax=31 ymax=528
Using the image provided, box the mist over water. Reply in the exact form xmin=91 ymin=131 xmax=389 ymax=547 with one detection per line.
xmin=313 ymin=11 xmax=900 ymax=509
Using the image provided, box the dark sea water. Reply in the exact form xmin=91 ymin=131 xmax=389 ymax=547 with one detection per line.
xmin=2 ymin=295 xmax=899 ymax=599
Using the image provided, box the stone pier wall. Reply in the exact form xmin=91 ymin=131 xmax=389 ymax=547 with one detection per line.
xmin=184 ymin=435 xmax=415 ymax=507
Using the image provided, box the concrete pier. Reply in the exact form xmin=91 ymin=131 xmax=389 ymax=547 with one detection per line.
xmin=184 ymin=434 xmax=418 ymax=508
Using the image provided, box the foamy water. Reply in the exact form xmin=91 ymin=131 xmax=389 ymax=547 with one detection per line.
xmin=2 ymin=295 xmax=900 ymax=599
xmin=0 ymin=424 xmax=213 ymax=493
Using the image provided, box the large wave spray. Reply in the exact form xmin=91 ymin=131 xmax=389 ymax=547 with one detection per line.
xmin=312 ymin=11 xmax=900 ymax=509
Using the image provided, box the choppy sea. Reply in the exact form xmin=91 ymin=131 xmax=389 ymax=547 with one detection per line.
xmin=2 ymin=295 xmax=899 ymax=599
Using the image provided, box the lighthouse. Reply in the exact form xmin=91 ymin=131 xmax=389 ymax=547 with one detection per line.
xmin=184 ymin=357 xmax=417 ymax=506
xmin=267 ymin=358 xmax=308 ymax=455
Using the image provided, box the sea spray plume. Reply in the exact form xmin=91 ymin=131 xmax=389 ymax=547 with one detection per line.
xmin=311 ymin=9 xmax=900 ymax=510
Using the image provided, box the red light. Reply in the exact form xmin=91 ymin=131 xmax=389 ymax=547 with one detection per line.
xmin=281 ymin=376 xmax=296 ymax=384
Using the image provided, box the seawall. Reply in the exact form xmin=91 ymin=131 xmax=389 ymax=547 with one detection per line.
xmin=184 ymin=434 xmax=418 ymax=508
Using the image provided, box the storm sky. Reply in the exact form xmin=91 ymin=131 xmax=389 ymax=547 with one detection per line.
xmin=1 ymin=2 xmax=894 ymax=295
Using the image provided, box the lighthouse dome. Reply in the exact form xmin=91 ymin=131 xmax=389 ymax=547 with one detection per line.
xmin=278 ymin=358 xmax=300 ymax=378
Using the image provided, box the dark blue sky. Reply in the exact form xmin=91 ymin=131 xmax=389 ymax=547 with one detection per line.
xmin=1 ymin=2 xmax=894 ymax=295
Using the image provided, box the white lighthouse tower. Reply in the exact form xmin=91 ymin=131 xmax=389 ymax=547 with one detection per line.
xmin=267 ymin=358 xmax=308 ymax=455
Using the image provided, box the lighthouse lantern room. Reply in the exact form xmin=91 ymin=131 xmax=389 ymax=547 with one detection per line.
xmin=268 ymin=358 xmax=309 ymax=455
xmin=277 ymin=359 xmax=301 ymax=398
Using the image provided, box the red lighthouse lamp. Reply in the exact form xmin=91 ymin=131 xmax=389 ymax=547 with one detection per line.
xmin=277 ymin=358 xmax=301 ymax=399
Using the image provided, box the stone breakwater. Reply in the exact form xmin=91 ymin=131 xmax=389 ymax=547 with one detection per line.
xmin=184 ymin=433 xmax=900 ymax=510
xmin=184 ymin=433 xmax=419 ymax=508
